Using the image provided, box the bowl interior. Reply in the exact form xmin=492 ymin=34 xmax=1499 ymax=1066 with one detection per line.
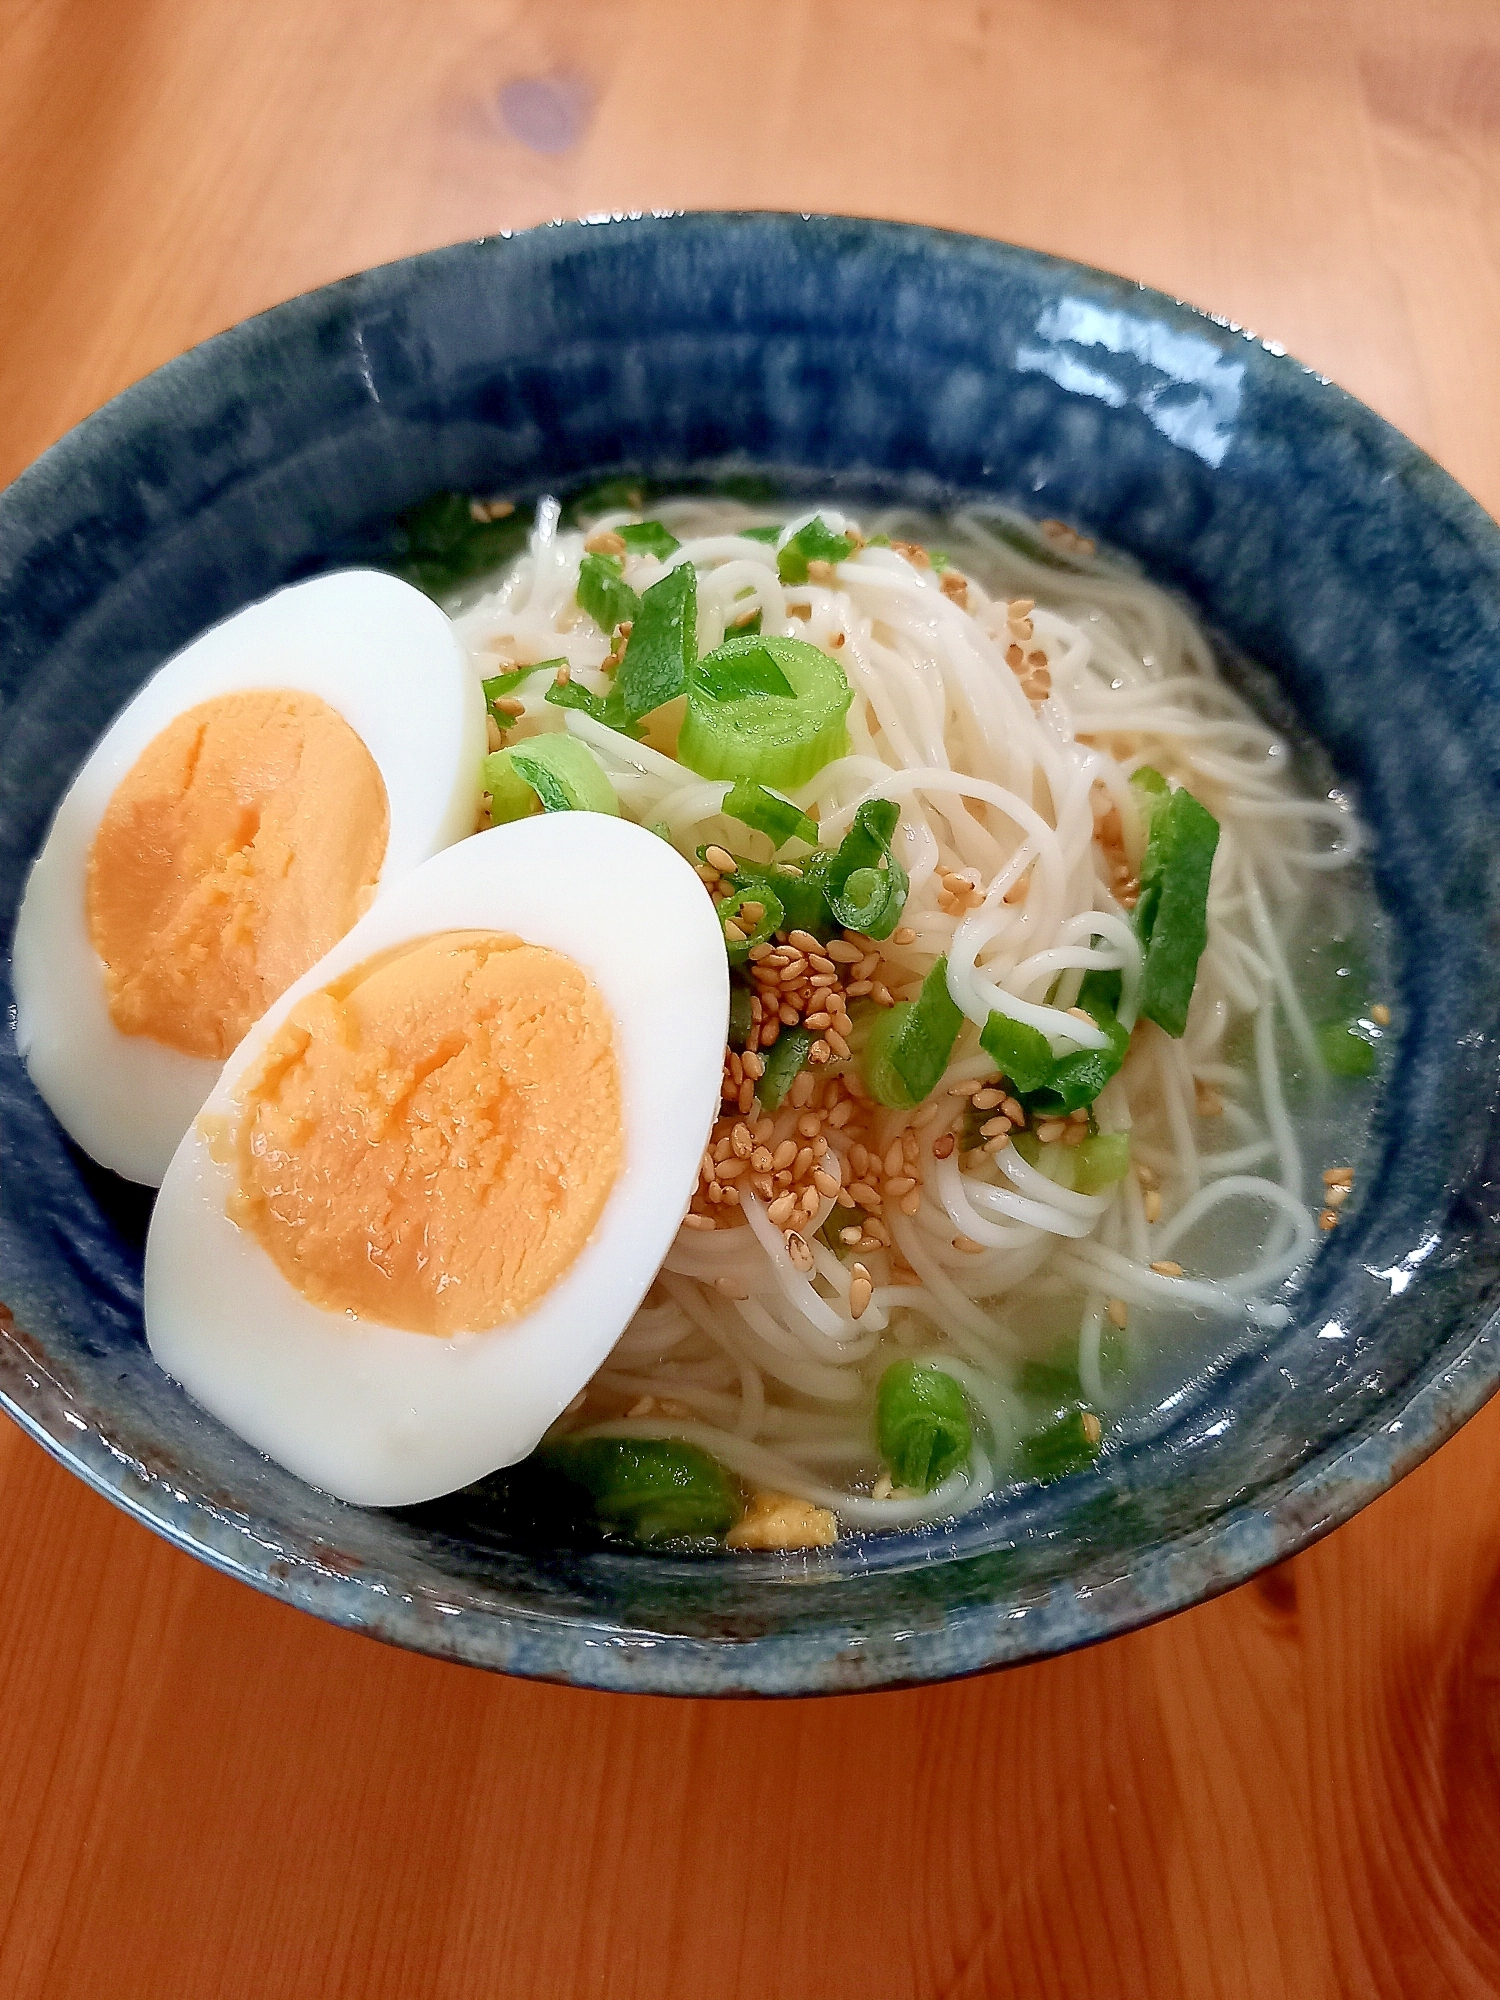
xmin=5 ymin=213 xmax=1500 ymax=1694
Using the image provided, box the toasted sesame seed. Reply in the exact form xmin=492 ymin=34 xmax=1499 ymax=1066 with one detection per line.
xmin=848 ymin=1270 xmax=873 ymax=1319
xmin=980 ymin=1115 xmax=1011 ymax=1138
xmin=804 ymin=1011 xmax=833 ymax=1030
xmin=786 ymin=1231 xmax=815 ymax=1272
xmin=1081 ymin=1412 xmax=1102 ymax=1447
xmin=1009 ymin=597 xmax=1035 ymax=619
xmin=1371 ymin=1003 xmax=1391 ymax=1027
xmin=1151 ymin=1259 xmax=1185 ymax=1278
xmin=742 ymin=1053 xmax=765 ymax=1080
xmin=845 ymin=980 xmax=874 ymax=999
xmin=848 ymin=1181 xmax=882 ymax=1211
xmin=739 ymin=901 xmax=764 ymax=925
xmin=772 ymin=1141 xmax=797 ymax=1171
xmin=872 ymin=984 xmax=895 ymax=1008
xmin=1323 ymin=1167 xmax=1355 ymax=1188
xmin=1324 ymin=1183 xmax=1349 ymax=1209
xmin=883 ymin=1141 xmax=905 ymax=1178
xmin=806 ymin=559 xmax=837 ymax=584
xmin=933 ymin=1134 xmax=956 ymax=1159
xmin=1037 ymin=1119 xmax=1067 ymax=1144
xmin=972 ymin=1088 xmax=1004 ymax=1110
xmin=826 ymin=1101 xmax=853 ymax=1128
xmin=885 ymin=1174 xmax=917 ymax=1198
xmin=1319 ymin=1209 xmax=1339 ymax=1231
xmin=983 ymin=1134 xmax=1010 ymax=1154
xmin=1143 ymin=1189 xmax=1163 ymax=1224
xmin=767 ymin=1192 xmax=797 ymax=1225
xmin=717 ymin=1158 xmax=748 ymax=1181
xmin=1006 ymin=644 xmax=1025 ymax=670
xmin=807 ymin=1039 xmax=831 ymax=1064
xmin=790 ymin=1070 xmax=816 ymax=1108
xmin=826 ymin=939 xmax=863 ymax=962
xmin=1107 ymin=1298 xmax=1129 ymax=1329
xmin=1002 ymin=1098 xmax=1025 ymax=1125
xmin=840 ymin=1225 xmax=863 ymax=1245
xmin=722 ymin=920 xmax=747 ymax=944
xmin=704 ymin=844 xmax=736 ymax=873
xmin=585 ymin=529 xmax=627 ymax=556
xmin=898 ymin=1189 xmax=922 ymax=1215
xmin=809 ymin=954 xmax=836 ymax=976
xmin=951 ymin=1235 xmax=984 ymax=1254
xmin=494 ymin=694 xmax=526 ymax=718
xmin=813 ymin=1168 xmax=842 ymax=1200
xmin=738 ymin=1079 xmax=754 ymax=1113
xmin=682 ymin=1214 xmax=717 ymax=1231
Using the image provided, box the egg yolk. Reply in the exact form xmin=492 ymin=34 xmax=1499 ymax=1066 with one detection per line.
xmin=226 ymin=930 xmax=623 ymax=1336
xmin=87 ymin=689 xmax=389 ymax=1059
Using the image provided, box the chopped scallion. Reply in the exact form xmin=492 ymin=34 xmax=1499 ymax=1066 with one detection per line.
xmin=576 ymin=552 xmax=641 ymax=634
xmin=541 ymin=1437 xmax=738 ymax=1544
xmin=483 ymin=735 xmax=618 ymax=819
xmin=1132 ymin=773 xmax=1220 ymax=1038
xmin=757 ymin=1028 xmax=816 ymax=1111
xmin=876 ymin=1362 xmax=972 ymax=1492
xmin=617 ymin=520 xmax=680 ymax=559
xmin=777 ymin=516 xmax=855 ymax=584
xmin=612 ymin=562 xmax=697 ymax=720
xmin=861 ymin=957 xmax=964 ymax=1109
xmin=718 ymin=883 xmax=784 ymax=965
xmin=678 ymin=635 xmax=853 ymax=789
xmin=824 ymin=799 xmax=909 ymax=939
xmin=1018 ymin=1406 xmax=1103 ymax=1484
xmin=722 ymin=780 xmax=819 ymax=850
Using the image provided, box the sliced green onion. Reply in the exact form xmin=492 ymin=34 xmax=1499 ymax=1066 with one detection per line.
xmin=483 ymin=735 xmax=618 ymax=819
xmin=483 ymin=660 xmax=562 ymax=707
xmin=542 ymin=1437 xmax=738 ymax=1545
xmin=723 ymin=780 xmax=818 ymax=850
xmin=1133 ymin=779 xmax=1220 ymax=1038
xmin=757 ymin=1028 xmax=815 ymax=1111
xmin=861 ymin=957 xmax=964 ymax=1109
xmin=391 ymin=491 xmax=529 ymax=599
xmin=1319 ymin=1018 xmax=1378 ymax=1078
xmin=543 ymin=677 xmax=646 ymax=740
xmin=563 ymin=476 xmax=651 ymax=524
xmin=616 ymin=563 xmax=697 ymax=719
xmin=1031 ymin=988 xmax=1129 ymax=1117
xmin=979 ymin=1012 xmax=1055 ymax=1094
xmin=876 ymin=1362 xmax=972 ymax=1492
xmin=739 ymin=524 xmax=783 ymax=545
xmin=1017 ymin=1355 xmax=1084 ymax=1408
xmin=726 ymin=850 xmax=836 ymax=940
xmin=728 ymin=984 xmax=755 ymax=1047
xmin=1074 ymin=1130 xmax=1131 ymax=1193
xmin=617 ymin=520 xmax=680 ymax=559
xmin=678 ymin=635 xmax=853 ymax=789
xmin=693 ymin=640 xmax=795 ymax=703
xmin=719 ymin=884 xmax=784 ymax=965
xmin=818 ymin=1203 xmax=864 ymax=1255
xmin=777 ymin=515 xmax=855 ymax=584
xmin=1018 ymin=1407 xmax=1103 ymax=1484
xmin=824 ymin=799 xmax=908 ymax=938
xmin=576 ymin=552 xmax=641 ymax=634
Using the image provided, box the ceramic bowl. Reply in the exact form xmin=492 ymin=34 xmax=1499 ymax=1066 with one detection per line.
xmin=5 ymin=213 xmax=1500 ymax=1695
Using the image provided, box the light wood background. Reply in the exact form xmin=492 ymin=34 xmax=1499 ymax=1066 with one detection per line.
xmin=6 ymin=2 xmax=1500 ymax=1993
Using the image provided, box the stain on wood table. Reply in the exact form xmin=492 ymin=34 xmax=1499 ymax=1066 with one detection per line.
xmin=5 ymin=2 xmax=1500 ymax=1993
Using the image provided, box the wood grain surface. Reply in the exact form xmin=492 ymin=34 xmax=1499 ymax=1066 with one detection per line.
xmin=5 ymin=1 xmax=1500 ymax=1993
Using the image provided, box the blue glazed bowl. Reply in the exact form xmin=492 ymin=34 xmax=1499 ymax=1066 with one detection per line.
xmin=5 ymin=213 xmax=1500 ymax=1695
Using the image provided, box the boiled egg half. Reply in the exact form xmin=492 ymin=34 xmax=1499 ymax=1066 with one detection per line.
xmin=144 ymin=813 xmax=728 ymax=1508
xmin=12 ymin=570 xmax=484 ymax=1185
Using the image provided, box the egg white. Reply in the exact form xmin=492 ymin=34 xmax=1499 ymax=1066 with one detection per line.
xmin=144 ymin=813 xmax=729 ymax=1509
xmin=12 ymin=570 xmax=485 ymax=1186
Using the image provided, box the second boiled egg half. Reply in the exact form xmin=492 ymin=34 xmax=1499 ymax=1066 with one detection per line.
xmin=145 ymin=814 xmax=729 ymax=1508
xmin=12 ymin=570 xmax=484 ymax=1184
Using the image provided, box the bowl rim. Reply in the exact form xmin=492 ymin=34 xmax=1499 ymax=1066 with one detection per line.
xmin=5 ymin=208 xmax=1500 ymax=1696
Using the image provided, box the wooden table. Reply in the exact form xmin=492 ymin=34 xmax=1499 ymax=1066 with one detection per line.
xmin=6 ymin=2 xmax=1500 ymax=1992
